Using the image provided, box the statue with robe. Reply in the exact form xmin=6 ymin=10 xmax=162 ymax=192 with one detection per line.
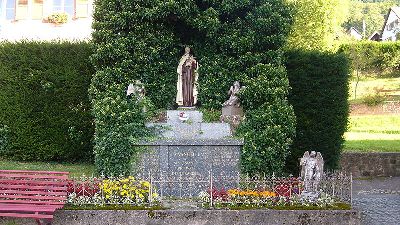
xmin=176 ymin=47 xmax=198 ymax=107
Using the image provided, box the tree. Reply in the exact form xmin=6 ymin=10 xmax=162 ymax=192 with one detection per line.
xmin=344 ymin=0 xmax=397 ymax=38
xmin=286 ymin=0 xmax=350 ymax=50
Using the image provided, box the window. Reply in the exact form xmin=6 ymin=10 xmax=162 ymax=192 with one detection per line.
xmin=4 ymin=0 xmax=90 ymax=21
xmin=5 ymin=0 xmax=15 ymax=20
xmin=388 ymin=19 xmax=399 ymax=31
xmin=53 ymin=0 xmax=88 ymax=18
xmin=53 ymin=0 xmax=74 ymax=17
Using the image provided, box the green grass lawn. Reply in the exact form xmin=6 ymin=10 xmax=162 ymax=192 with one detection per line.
xmin=0 ymin=158 xmax=95 ymax=177
xmin=349 ymin=77 xmax=400 ymax=103
xmin=344 ymin=115 xmax=400 ymax=152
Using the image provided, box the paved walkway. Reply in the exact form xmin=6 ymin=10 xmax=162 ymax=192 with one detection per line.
xmin=352 ymin=177 xmax=400 ymax=225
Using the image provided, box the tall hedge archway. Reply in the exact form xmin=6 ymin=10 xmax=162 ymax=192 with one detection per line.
xmin=91 ymin=0 xmax=296 ymax=176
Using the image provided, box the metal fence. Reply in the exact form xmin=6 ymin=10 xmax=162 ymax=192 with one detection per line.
xmin=68 ymin=171 xmax=352 ymax=206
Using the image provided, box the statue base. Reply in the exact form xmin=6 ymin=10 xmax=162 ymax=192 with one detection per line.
xmin=300 ymin=191 xmax=321 ymax=202
xmin=221 ymin=106 xmax=244 ymax=135
xmin=177 ymin=106 xmax=196 ymax=110
xmin=222 ymin=105 xmax=244 ymax=116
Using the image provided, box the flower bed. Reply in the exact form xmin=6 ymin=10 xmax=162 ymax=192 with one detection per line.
xmin=66 ymin=173 xmax=351 ymax=210
xmin=67 ymin=176 xmax=158 ymax=206
xmin=198 ymin=188 xmax=340 ymax=209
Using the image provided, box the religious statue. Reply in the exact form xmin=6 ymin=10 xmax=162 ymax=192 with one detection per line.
xmin=223 ymin=81 xmax=243 ymax=107
xmin=126 ymin=80 xmax=145 ymax=101
xmin=176 ymin=47 xmax=198 ymax=107
xmin=300 ymin=151 xmax=324 ymax=193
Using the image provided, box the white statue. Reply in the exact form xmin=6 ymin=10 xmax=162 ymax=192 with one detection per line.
xmin=223 ymin=81 xmax=243 ymax=107
xmin=300 ymin=151 xmax=324 ymax=192
xmin=176 ymin=47 xmax=199 ymax=107
xmin=126 ymin=80 xmax=145 ymax=100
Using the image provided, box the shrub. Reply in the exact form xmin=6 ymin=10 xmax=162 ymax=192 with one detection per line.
xmin=91 ymin=0 xmax=296 ymax=176
xmin=0 ymin=125 xmax=10 ymax=154
xmin=0 ymin=41 xmax=94 ymax=162
xmin=285 ymin=50 xmax=350 ymax=173
xmin=339 ymin=41 xmax=400 ymax=78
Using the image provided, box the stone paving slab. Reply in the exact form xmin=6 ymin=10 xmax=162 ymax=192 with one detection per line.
xmin=352 ymin=177 xmax=400 ymax=225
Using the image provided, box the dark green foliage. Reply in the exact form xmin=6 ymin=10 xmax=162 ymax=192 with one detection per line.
xmin=0 ymin=41 xmax=94 ymax=162
xmin=340 ymin=41 xmax=400 ymax=78
xmin=285 ymin=50 xmax=350 ymax=173
xmin=0 ymin=125 xmax=10 ymax=154
xmin=91 ymin=0 xmax=296 ymax=176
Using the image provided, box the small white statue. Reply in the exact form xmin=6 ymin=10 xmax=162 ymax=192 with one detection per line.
xmin=222 ymin=81 xmax=243 ymax=107
xmin=300 ymin=151 xmax=324 ymax=193
xmin=126 ymin=80 xmax=145 ymax=100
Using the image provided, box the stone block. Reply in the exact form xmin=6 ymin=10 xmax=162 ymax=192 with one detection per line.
xmin=167 ymin=110 xmax=203 ymax=124
xmin=198 ymin=123 xmax=231 ymax=139
xmin=134 ymin=139 xmax=243 ymax=196
xmin=222 ymin=105 xmax=243 ymax=116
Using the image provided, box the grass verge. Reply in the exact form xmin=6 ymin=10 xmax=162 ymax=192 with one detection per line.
xmin=0 ymin=158 xmax=95 ymax=177
xmin=344 ymin=115 xmax=400 ymax=152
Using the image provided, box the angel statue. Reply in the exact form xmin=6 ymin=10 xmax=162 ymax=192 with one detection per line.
xmin=222 ymin=81 xmax=243 ymax=107
xmin=300 ymin=151 xmax=324 ymax=193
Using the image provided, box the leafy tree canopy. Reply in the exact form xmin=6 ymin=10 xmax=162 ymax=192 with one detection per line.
xmin=286 ymin=0 xmax=350 ymax=51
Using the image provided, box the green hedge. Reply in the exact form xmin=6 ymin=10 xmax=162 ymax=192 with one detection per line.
xmin=285 ymin=50 xmax=350 ymax=173
xmin=0 ymin=41 xmax=94 ymax=162
xmin=91 ymin=0 xmax=296 ymax=176
xmin=339 ymin=41 xmax=400 ymax=77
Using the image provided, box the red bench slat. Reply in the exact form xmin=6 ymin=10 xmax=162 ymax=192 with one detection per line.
xmin=0 ymin=179 xmax=68 ymax=186
xmin=0 ymin=184 xmax=67 ymax=191
xmin=0 ymin=212 xmax=53 ymax=219
xmin=0 ymin=170 xmax=69 ymax=175
xmin=0 ymin=190 xmax=67 ymax=196
xmin=0 ymin=203 xmax=59 ymax=209
xmin=0 ymin=195 xmax=66 ymax=201
xmin=0 ymin=174 xmax=68 ymax=180
xmin=0 ymin=199 xmax=65 ymax=205
xmin=0 ymin=205 xmax=59 ymax=213
xmin=0 ymin=170 xmax=69 ymax=224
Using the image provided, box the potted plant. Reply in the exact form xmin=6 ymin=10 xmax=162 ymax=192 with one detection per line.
xmin=45 ymin=12 xmax=68 ymax=25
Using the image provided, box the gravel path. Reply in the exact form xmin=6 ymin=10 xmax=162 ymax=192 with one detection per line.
xmin=352 ymin=177 xmax=400 ymax=225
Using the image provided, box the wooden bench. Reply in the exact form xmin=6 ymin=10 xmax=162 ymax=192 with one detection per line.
xmin=0 ymin=170 xmax=69 ymax=225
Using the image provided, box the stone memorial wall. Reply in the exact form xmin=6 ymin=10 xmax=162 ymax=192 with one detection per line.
xmin=135 ymin=139 xmax=243 ymax=196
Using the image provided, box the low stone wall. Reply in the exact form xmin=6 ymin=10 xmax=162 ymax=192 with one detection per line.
xmin=0 ymin=209 xmax=361 ymax=225
xmin=341 ymin=152 xmax=400 ymax=177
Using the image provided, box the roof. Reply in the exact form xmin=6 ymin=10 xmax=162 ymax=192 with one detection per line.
xmin=393 ymin=7 xmax=400 ymax=18
xmin=368 ymin=31 xmax=381 ymax=40
xmin=381 ymin=7 xmax=400 ymax=33
xmin=347 ymin=27 xmax=362 ymax=36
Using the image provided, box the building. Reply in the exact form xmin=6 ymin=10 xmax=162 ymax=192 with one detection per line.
xmin=346 ymin=27 xmax=363 ymax=40
xmin=0 ymin=0 xmax=93 ymax=41
xmin=381 ymin=6 xmax=400 ymax=41
xmin=368 ymin=31 xmax=381 ymax=41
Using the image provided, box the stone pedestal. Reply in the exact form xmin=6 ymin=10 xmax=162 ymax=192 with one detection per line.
xmin=147 ymin=110 xmax=231 ymax=139
xmin=134 ymin=139 xmax=243 ymax=197
xmin=222 ymin=105 xmax=244 ymax=116
xmin=139 ymin=110 xmax=243 ymax=196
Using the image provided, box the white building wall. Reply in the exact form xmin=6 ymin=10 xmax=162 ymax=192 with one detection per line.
xmin=0 ymin=0 xmax=93 ymax=41
xmin=349 ymin=28 xmax=362 ymax=40
xmin=381 ymin=9 xmax=400 ymax=41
